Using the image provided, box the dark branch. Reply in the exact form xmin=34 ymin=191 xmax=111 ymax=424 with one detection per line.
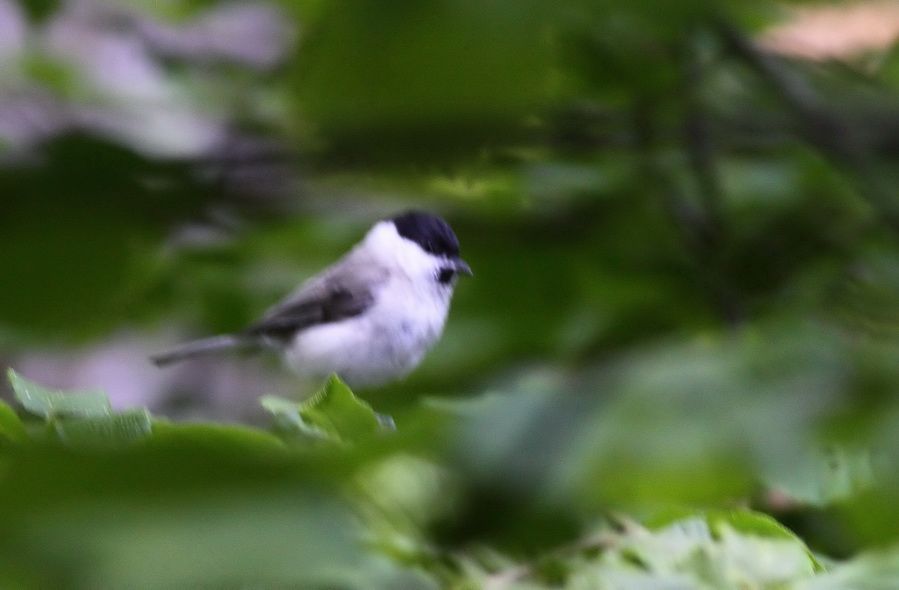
xmin=680 ymin=36 xmax=726 ymax=243
xmin=633 ymin=98 xmax=744 ymax=327
xmin=717 ymin=19 xmax=899 ymax=235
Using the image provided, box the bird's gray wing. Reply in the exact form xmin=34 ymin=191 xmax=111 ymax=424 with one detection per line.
xmin=243 ymin=255 xmax=388 ymax=343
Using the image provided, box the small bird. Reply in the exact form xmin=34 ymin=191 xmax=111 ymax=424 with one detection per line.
xmin=152 ymin=211 xmax=472 ymax=388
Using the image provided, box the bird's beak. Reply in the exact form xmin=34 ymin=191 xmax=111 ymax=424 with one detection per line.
xmin=453 ymin=258 xmax=473 ymax=277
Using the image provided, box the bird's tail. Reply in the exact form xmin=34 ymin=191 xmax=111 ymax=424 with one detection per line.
xmin=151 ymin=334 xmax=255 ymax=367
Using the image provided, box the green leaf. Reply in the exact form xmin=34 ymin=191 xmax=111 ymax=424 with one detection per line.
xmin=647 ymin=508 xmax=801 ymax=542
xmin=0 ymin=399 xmax=27 ymax=444
xmin=7 ymin=369 xmax=111 ymax=419
xmin=262 ymin=375 xmax=381 ymax=444
xmin=764 ymin=446 xmax=876 ymax=507
xmin=562 ymin=516 xmax=818 ymax=589
xmin=797 ymin=548 xmax=899 ymax=590
xmin=54 ymin=410 xmax=153 ymax=449
xmin=301 ymin=375 xmax=382 ymax=440
xmin=149 ymin=420 xmax=287 ymax=455
xmin=708 ymin=510 xmax=824 ymax=572
xmin=707 ymin=510 xmax=800 ymax=542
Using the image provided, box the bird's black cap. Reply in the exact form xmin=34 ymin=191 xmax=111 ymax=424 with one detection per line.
xmin=391 ymin=211 xmax=461 ymax=258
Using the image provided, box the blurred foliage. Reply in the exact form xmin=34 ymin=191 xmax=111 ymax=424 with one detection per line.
xmin=1 ymin=369 xmax=898 ymax=588
xmin=4 ymin=0 xmax=899 ymax=587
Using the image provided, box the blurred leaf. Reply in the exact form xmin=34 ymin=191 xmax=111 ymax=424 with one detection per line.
xmin=355 ymin=454 xmax=458 ymax=564
xmin=7 ymin=369 xmax=111 ymax=419
xmin=767 ymin=446 xmax=876 ymax=507
xmin=797 ymin=548 xmax=899 ymax=590
xmin=559 ymin=324 xmax=859 ymax=508
xmin=707 ymin=510 xmax=807 ymax=543
xmin=0 ymin=400 xmax=27 ymax=444
xmin=149 ymin=420 xmax=287 ymax=455
xmin=262 ymin=394 xmax=328 ymax=441
xmin=54 ymin=410 xmax=153 ymax=449
xmin=296 ymin=0 xmax=556 ymax=160
xmin=0 ymin=135 xmax=218 ymax=342
xmin=8 ymin=486 xmax=427 ymax=590
xmin=562 ymin=516 xmax=816 ymax=590
xmin=649 ymin=508 xmax=807 ymax=543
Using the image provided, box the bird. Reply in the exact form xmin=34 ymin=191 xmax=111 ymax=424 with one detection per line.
xmin=151 ymin=210 xmax=472 ymax=388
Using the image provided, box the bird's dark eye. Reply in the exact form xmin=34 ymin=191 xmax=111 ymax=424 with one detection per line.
xmin=437 ymin=268 xmax=455 ymax=284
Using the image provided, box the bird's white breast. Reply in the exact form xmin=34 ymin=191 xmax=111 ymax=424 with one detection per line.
xmin=283 ymin=273 xmax=450 ymax=388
